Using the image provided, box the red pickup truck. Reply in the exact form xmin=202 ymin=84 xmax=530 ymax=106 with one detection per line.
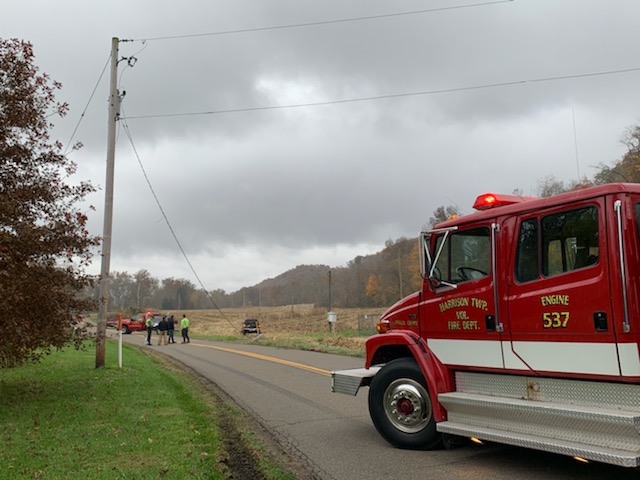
xmin=107 ymin=311 xmax=163 ymax=334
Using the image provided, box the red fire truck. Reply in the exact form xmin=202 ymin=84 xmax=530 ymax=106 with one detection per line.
xmin=332 ymin=183 xmax=640 ymax=467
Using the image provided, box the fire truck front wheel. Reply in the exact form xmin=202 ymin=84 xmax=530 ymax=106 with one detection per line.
xmin=368 ymin=358 xmax=441 ymax=450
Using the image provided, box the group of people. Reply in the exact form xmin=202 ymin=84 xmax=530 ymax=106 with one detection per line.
xmin=146 ymin=313 xmax=190 ymax=346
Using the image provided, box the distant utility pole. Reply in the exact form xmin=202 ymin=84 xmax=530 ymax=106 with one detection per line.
xmin=96 ymin=37 xmax=120 ymax=368
xmin=328 ymin=269 xmax=332 ymax=311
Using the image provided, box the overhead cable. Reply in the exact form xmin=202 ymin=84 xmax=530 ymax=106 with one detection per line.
xmin=63 ymin=53 xmax=111 ymax=156
xmin=122 ymin=65 xmax=640 ymax=120
xmin=131 ymin=1 xmax=514 ymax=42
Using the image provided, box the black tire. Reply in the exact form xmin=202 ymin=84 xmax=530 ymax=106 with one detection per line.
xmin=368 ymin=358 xmax=442 ymax=450
xmin=122 ymin=325 xmax=130 ymax=334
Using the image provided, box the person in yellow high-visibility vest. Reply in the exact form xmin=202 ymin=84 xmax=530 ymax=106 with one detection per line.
xmin=180 ymin=314 xmax=190 ymax=343
xmin=145 ymin=314 xmax=153 ymax=345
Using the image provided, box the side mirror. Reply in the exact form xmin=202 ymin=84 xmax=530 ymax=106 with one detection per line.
xmin=428 ymin=266 xmax=442 ymax=288
xmin=429 ymin=266 xmax=457 ymax=290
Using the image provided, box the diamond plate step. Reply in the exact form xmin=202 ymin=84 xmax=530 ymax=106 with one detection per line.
xmin=437 ymin=420 xmax=640 ymax=467
xmin=437 ymin=390 xmax=640 ymax=467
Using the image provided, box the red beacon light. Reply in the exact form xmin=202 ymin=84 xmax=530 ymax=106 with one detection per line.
xmin=473 ymin=193 xmax=535 ymax=211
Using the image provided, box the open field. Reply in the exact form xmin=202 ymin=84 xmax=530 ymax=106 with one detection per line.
xmin=99 ymin=306 xmax=386 ymax=356
xmin=163 ymin=305 xmax=386 ymax=356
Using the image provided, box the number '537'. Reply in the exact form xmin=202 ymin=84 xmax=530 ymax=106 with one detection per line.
xmin=542 ymin=312 xmax=569 ymax=329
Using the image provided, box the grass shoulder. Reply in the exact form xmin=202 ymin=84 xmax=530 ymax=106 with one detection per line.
xmin=0 ymin=341 xmax=300 ymax=480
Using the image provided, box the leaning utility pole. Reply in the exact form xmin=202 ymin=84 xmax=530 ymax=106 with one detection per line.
xmin=96 ymin=37 xmax=120 ymax=368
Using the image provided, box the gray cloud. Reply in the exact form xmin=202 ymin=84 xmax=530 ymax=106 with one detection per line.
xmin=3 ymin=0 xmax=640 ymax=292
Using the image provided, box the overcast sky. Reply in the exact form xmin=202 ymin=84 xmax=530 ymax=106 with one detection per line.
xmin=3 ymin=0 xmax=640 ymax=293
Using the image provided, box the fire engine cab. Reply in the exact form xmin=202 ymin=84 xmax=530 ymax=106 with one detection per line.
xmin=332 ymin=183 xmax=640 ymax=467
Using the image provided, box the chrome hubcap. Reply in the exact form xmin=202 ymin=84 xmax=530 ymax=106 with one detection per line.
xmin=383 ymin=378 xmax=431 ymax=433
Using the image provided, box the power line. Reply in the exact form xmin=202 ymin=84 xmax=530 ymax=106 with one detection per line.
xmin=122 ymin=65 xmax=640 ymax=121
xmin=119 ymin=109 xmax=235 ymax=327
xmin=63 ymin=53 xmax=111 ymax=156
xmin=128 ymin=1 xmax=514 ymax=42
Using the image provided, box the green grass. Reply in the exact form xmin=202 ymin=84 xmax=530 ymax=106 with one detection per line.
xmin=0 ymin=342 xmax=296 ymax=480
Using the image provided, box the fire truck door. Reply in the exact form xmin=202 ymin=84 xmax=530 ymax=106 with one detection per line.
xmin=609 ymin=195 xmax=640 ymax=377
xmin=504 ymin=199 xmax=623 ymax=377
xmin=424 ymin=224 xmax=505 ymax=370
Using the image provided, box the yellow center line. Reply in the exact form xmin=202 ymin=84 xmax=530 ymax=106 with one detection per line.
xmin=191 ymin=343 xmax=331 ymax=376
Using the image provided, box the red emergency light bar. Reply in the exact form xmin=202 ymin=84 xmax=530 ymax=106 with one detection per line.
xmin=473 ymin=193 xmax=534 ymax=210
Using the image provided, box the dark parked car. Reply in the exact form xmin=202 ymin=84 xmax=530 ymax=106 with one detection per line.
xmin=241 ymin=319 xmax=261 ymax=335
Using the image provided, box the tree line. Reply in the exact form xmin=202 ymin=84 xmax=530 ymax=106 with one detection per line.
xmin=83 ymin=236 xmax=423 ymax=315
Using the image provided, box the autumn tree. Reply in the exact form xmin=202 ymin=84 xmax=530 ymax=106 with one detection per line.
xmin=427 ymin=205 xmax=459 ymax=228
xmin=343 ymin=256 xmax=373 ymax=307
xmin=0 ymin=39 xmax=98 ymax=367
xmin=536 ymin=175 xmax=571 ymax=197
xmin=594 ymin=125 xmax=640 ymax=184
xmin=406 ymin=241 xmax=423 ymax=291
xmin=132 ymin=269 xmax=158 ymax=309
xmin=158 ymin=277 xmax=196 ymax=310
xmin=365 ymin=274 xmax=383 ymax=305
xmin=109 ymin=271 xmax=134 ymax=312
xmin=207 ymin=288 xmax=229 ymax=309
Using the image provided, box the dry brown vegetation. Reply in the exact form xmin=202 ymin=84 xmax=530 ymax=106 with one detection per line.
xmin=172 ymin=305 xmax=386 ymax=355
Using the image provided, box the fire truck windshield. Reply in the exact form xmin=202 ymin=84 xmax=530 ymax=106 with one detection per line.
xmin=432 ymin=227 xmax=491 ymax=285
xmin=420 ymin=228 xmax=457 ymax=289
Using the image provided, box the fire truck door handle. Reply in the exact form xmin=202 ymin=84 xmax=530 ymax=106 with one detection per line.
xmin=485 ymin=315 xmax=496 ymax=331
xmin=593 ymin=312 xmax=608 ymax=332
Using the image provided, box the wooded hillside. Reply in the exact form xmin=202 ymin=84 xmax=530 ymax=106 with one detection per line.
xmin=92 ymin=236 xmax=422 ymax=314
xmin=240 ymin=236 xmax=421 ymax=309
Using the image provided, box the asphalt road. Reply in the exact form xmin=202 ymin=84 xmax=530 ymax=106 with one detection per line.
xmin=116 ymin=331 xmax=638 ymax=480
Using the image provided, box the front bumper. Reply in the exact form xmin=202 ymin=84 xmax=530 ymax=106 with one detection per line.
xmin=331 ymin=366 xmax=382 ymax=396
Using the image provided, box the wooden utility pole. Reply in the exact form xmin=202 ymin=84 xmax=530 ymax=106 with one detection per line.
xmin=328 ymin=269 xmax=332 ymax=311
xmin=96 ymin=37 xmax=119 ymax=368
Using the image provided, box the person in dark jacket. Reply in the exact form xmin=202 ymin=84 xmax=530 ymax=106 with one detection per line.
xmin=157 ymin=316 xmax=169 ymax=346
xmin=167 ymin=314 xmax=176 ymax=344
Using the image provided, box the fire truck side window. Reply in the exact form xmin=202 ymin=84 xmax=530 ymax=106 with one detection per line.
xmin=541 ymin=206 xmax=599 ymax=277
xmin=515 ymin=218 xmax=539 ymax=283
xmin=434 ymin=227 xmax=491 ymax=283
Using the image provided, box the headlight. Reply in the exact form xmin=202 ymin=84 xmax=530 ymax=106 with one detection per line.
xmin=376 ymin=320 xmax=389 ymax=334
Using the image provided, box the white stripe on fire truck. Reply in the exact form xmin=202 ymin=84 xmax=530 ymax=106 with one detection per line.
xmin=427 ymin=339 xmax=640 ymax=377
